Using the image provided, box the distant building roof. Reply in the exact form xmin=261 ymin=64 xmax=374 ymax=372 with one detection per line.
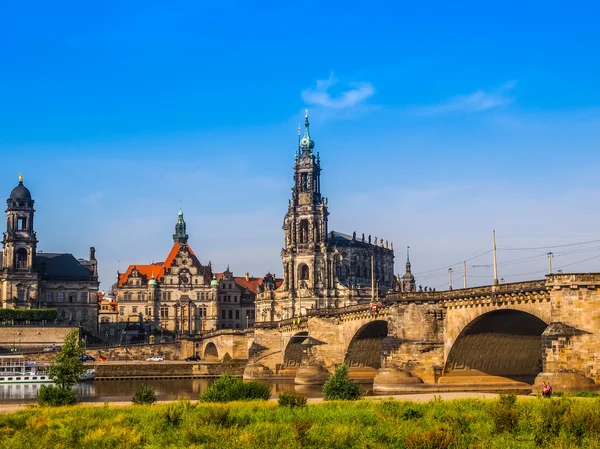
xmin=117 ymin=242 xmax=211 ymax=287
xmin=215 ymin=272 xmax=283 ymax=293
xmin=37 ymin=253 xmax=96 ymax=281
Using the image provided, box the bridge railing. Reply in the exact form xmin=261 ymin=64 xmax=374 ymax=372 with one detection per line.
xmin=387 ymin=279 xmax=547 ymax=302
xmin=255 ymin=301 xmax=385 ymax=330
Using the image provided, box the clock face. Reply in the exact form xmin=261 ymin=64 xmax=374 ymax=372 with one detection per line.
xmin=179 ymin=274 xmax=189 ymax=285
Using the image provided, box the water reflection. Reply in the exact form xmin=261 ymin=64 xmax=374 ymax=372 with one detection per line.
xmin=0 ymin=379 xmax=350 ymax=403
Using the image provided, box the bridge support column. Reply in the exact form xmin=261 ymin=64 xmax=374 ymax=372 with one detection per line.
xmin=243 ymin=361 xmax=274 ymax=380
xmin=294 ymin=364 xmax=331 ymax=385
xmin=373 ymin=367 xmax=423 ymax=393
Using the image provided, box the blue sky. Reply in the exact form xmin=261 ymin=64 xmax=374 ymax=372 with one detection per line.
xmin=1 ymin=1 xmax=600 ymax=290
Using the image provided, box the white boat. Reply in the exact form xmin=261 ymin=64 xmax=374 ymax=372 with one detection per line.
xmin=0 ymin=355 xmax=52 ymax=384
xmin=79 ymin=369 xmax=97 ymax=382
xmin=0 ymin=355 xmax=97 ymax=384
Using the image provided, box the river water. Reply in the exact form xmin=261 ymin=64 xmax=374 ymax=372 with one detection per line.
xmin=0 ymin=379 xmax=373 ymax=403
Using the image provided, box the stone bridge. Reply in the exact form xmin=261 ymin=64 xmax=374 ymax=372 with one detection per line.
xmin=200 ymin=274 xmax=600 ymax=392
xmin=181 ymin=329 xmax=251 ymax=362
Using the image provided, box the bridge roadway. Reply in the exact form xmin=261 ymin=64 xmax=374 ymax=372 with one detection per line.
xmin=188 ymin=274 xmax=600 ymax=393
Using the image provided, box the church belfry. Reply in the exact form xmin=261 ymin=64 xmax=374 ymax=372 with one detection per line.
xmin=281 ymin=111 xmax=330 ymax=299
xmin=2 ymin=174 xmax=37 ymax=272
xmin=173 ymin=209 xmax=189 ymax=244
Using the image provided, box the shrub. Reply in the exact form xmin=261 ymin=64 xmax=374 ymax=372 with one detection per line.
xmin=0 ymin=308 xmax=58 ymax=322
xmin=401 ymin=405 xmax=424 ymax=420
xmin=294 ymin=419 xmax=313 ymax=442
xmin=322 ymin=364 xmax=362 ymax=401
xmin=206 ymin=406 xmax=231 ymax=426
xmin=532 ymin=397 xmax=571 ymax=447
xmin=571 ymin=390 xmax=600 ymax=398
xmin=200 ymin=374 xmax=270 ymax=402
xmin=492 ymin=393 xmax=519 ymax=433
xmin=404 ymin=428 xmax=453 ymax=449
xmin=132 ymin=385 xmax=156 ymax=405
xmin=37 ymin=385 xmax=77 ymax=406
xmin=163 ymin=403 xmax=183 ymax=426
xmin=278 ymin=392 xmax=307 ymax=408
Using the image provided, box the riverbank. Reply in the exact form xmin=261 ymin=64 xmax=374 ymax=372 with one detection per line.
xmin=2 ymin=394 xmax=599 ymax=448
xmin=0 ymin=391 xmax=502 ymax=413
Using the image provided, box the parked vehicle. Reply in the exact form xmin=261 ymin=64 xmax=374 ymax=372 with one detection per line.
xmin=146 ymin=356 xmax=164 ymax=362
xmin=185 ymin=355 xmax=201 ymax=362
xmin=43 ymin=345 xmax=61 ymax=352
xmin=80 ymin=355 xmax=95 ymax=362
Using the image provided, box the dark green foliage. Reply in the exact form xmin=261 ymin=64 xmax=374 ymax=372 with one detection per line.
xmin=200 ymin=373 xmax=271 ymax=402
xmin=404 ymin=428 xmax=453 ymax=449
xmin=37 ymin=385 xmax=77 ymax=406
xmin=206 ymin=406 xmax=231 ymax=426
xmin=132 ymin=385 xmax=156 ymax=405
xmin=278 ymin=392 xmax=307 ymax=408
xmin=49 ymin=329 xmax=84 ymax=390
xmin=401 ymin=405 xmax=424 ymax=420
xmin=532 ymin=397 xmax=571 ymax=447
xmin=0 ymin=308 xmax=58 ymax=322
xmin=571 ymin=390 xmax=600 ymax=398
xmin=491 ymin=393 xmax=519 ymax=433
xmin=294 ymin=419 xmax=313 ymax=442
xmin=322 ymin=364 xmax=362 ymax=401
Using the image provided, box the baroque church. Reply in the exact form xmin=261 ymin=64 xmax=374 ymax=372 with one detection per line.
xmin=255 ymin=112 xmax=398 ymax=323
xmin=0 ymin=176 xmax=100 ymax=333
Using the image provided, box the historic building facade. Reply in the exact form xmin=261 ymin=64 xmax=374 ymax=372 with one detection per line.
xmin=115 ymin=211 xmax=279 ymax=336
xmin=255 ymin=113 xmax=395 ymax=323
xmin=0 ymin=176 xmax=100 ymax=333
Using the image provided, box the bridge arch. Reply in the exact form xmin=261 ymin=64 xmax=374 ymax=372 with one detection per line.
xmin=283 ymin=331 xmax=308 ymax=368
xmin=204 ymin=342 xmax=219 ymax=360
xmin=443 ymin=309 xmax=548 ymax=384
xmin=344 ymin=320 xmax=388 ymax=369
xmin=445 ymin=302 xmax=551 ymax=355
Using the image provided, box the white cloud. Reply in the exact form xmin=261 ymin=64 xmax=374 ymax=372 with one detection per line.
xmin=415 ymin=82 xmax=516 ymax=115
xmin=302 ymin=73 xmax=375 ymax=109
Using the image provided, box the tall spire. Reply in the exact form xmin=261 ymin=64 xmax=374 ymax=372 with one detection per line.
xmin=173 ymin=208 xmax=189 ymax=244
xmin=406 ymin=246 xmax=411 ymax=273
xmin=299 ymin=109 xmax=315 ymax=152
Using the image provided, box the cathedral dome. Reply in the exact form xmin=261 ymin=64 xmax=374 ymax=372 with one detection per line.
xmin=211 ymin=275 xmax=219 ymax=287
xmin=10 ymin=176 xmax=31 ymax=201
xmin=299 ymin=111 xmax=315 ymax=150
xmin=299 ymin=133 xmax=315 ymax=150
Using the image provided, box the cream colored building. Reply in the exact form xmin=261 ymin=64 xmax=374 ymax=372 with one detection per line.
xmin=116 ymin=210 xmax=218 ymax=336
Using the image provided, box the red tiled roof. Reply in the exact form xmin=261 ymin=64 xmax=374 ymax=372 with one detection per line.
xmin=213 ymin=273 xmax=283 ymax=293
xmin=117 ymin=242 xmax=210 ymax=287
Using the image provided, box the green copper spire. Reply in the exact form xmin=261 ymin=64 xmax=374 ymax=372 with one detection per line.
xmin=173 ymin=208 xmax=189 ymax=244
xmin=299 ymin=110 xmax=315 ymax=152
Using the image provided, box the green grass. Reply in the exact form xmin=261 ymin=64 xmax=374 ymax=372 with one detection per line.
xmin=3 ymin=396 xmax=600 ymax=448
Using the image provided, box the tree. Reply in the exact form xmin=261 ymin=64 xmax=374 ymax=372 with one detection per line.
xmin=322 ymin=364 xmax=363 ymax=401
xmin=49 ymin=329 xmax=85 ymax=389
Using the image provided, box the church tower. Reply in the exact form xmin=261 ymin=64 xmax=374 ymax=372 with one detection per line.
xmin=1 ymin=175 xmax=39 ymax=307
xmin=173 ymin=209 xmax=189 ymax=244
xmin=281 ymin=111 xmax=332 ymax=300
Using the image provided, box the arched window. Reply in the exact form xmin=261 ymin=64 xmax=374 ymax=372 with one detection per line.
xmin=300 ymin=220 xmax=309 ymax=244
xmin=15 ymin=248 xmax=28 ymax=270
xmin=299 ymin=264 xmax=310 ymax=281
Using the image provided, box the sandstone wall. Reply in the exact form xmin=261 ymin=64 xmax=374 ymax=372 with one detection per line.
xmin=0 ymin=326 xmax=76 ymax=351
